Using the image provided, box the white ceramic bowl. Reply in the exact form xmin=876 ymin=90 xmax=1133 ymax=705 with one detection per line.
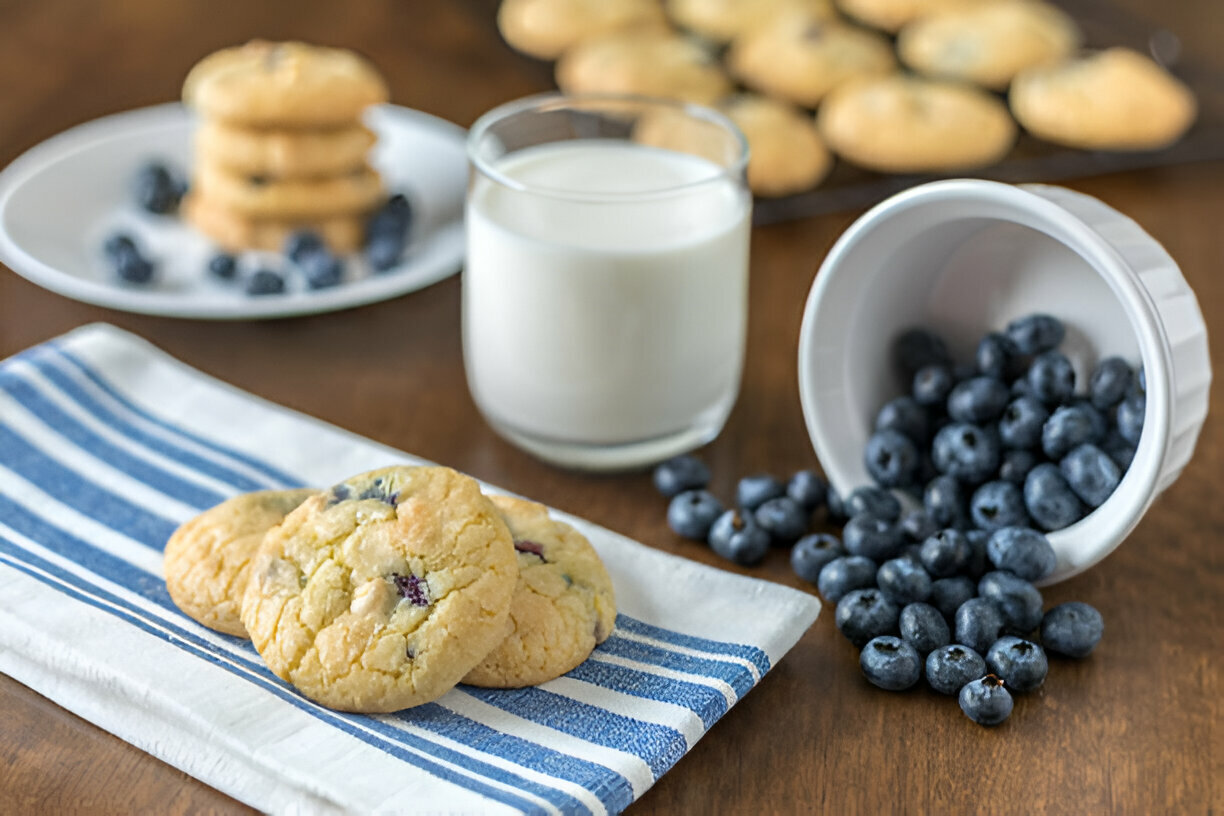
xmin=798 ymin=179 xmax=1211 ymax=583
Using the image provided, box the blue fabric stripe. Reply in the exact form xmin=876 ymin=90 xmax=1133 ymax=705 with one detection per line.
xmin=613 ymin=615 xmax=771 ymax=678
xmin=565 ymin=659 xmax=726 ymax=731
xmin=0 ymin=370 xmax=227 ymax=511
xmin=0 ymin=536 xmax=588 ymax=816
xmin=595 ymin=636 xmax=756 ymax=701
xmin=18 ymin=345 xmax=295 ymax=493
xmin=0 ymin=425 xmax=178 ymax=551
xmin=462 ymin=686 xmax=687 ymax=780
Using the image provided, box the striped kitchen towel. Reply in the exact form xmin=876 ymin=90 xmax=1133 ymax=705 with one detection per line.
xmin=0 ymin=323 xmax=820 ymax=815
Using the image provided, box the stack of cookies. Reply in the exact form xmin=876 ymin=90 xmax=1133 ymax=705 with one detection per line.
xmin=164 ymin=465 xmax=617 ymax=713
xmin=181 ymin=41 xmax=389 ymax=253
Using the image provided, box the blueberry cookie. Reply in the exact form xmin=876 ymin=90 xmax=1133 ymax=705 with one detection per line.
xmin=240 ymin=466 xmax=518 ymax=713
xmin=182 ymin=194 xmax=366 ymax=253
xmin=191 ymin=160 xmax=384 ymax=220
xmin=727 ymin=11 xmax=895 ymax=107
xmin=1009 ymin=48 xmax=1197 ymax=151
xmin=182 ymin=40 xmax=388 ymax=128
xmin=664 ymin=0 xmax=834 ymax=43
xmin=555 ymin=30 xmax=733 ymax=105
xmin=897 ymin=0 xmax=1080 ymax=91
xmin=721 ymin=94 xmax=832 ymax=196
xmin=818 ymin=74 xmax=1016 ymax=172
xmin=497 ymin=0 xmax=668 ymax=60
xmin=463 ymin=496 xmax=616 ymax=688
xmin=195 ymin=121 xmax=377 ymax=180
xmin=835 ymin=0 xmax=993 ymax=33
xmin=164 ymin=489 xmax=317 ymax=637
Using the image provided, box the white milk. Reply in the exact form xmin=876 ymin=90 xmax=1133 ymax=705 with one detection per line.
xmin=463 ymin=140 xmax=751 ymax=458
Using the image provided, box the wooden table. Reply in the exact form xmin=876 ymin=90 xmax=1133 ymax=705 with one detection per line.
xmin=1 ymin=1 xmax=1220 ymax=812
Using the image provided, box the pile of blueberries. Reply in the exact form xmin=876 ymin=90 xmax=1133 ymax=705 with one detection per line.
xmin=103 ymin=161 xmax=413 ymax=294
xmin=654 ymin=313 xmax=1121 ymax=725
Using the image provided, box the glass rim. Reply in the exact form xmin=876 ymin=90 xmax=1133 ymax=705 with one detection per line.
xmin=466 ymin=91 xmax=750 ymax=201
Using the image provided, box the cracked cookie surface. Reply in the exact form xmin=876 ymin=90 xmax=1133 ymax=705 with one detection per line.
xmin=164 ymin=488 xmax=317 ymax=637
xmin=463 ymin=495 xmax=616 ymax=688
xmin=240 ymin=466 xmax=517 ymax=713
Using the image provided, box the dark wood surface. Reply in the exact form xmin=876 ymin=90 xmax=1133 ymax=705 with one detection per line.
xmin=1 ymin=1 xmax=1221 ymax=813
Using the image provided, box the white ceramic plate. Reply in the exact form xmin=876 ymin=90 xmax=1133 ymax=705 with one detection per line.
xmin=0 ymin=103 xmax=468 ymax=319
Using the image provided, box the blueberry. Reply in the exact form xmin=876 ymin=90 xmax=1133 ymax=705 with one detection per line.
xmin=284 ymin=229 xmax=325 ymax=264
xmin=836 ymin=589 xmax=900 ymax=648
xmin=964 ymin=530 xmax=991 ymax=580
xmin=790 ymin=532 xmax=844 ymax=583
xmin=900 ymin=509 xmax=938 ymax=543
xmin=105 ymin=236 xmax=155 ymax=284
xmin=947 ymin=376 xmax=1011 ymax=424
xmin=1024 ymin=463 xmax=1085 ymax=532
xmin=653 ymin=455 xmax=711 ymax=498
xmin=302 ymin=252 xmax=345 ymax=289
xmin=1006 ymin=313 xmax=1065 ymax=355
xmin=246 ymin=269 xmax=285 ymax=295
xmin=134 ymin=161 xmax=184 ymax=214
xmin=1042 ymin=404 xmax=1099 ymax=460
xmin=844 ymin=486 xmax=901 ymax=522
xmin=875 ymin=396 xmax=930 ymax=445
xmin=860 ymin=636 xmax=922 ymax=691
xmin=1060 ymin=444 xmax=1121 ymax=507
xmin=955 ymin=597 xmax=1004 ymax=654
xmin=736 ymin=474 xmax=786 ymax=512
xmin=1116 ymin=393 xmax=1145 ymax=445
xmin=1027 ymin=351 xmax=1077 ymax=406
xmin=912 ymin=364 xmax=955 ymax=408
xmin=825 ymin=486 xmax=849 ymax=525
xmin=754 ymin=496 xmax=808 ymax=545
xmin=998 ymin=449 xmax=1038 ymax=485
xmin=1135 ymin=365 xmax=1147 ymax=395
xmin=893 ymin=328 xmax=952 ymax=379
xmin=929 ymin=576 xmax=976 ymax=622
xmin=985 ymin=636 xmax=1048 ymax=692
xmin=926 ymin=644 xmax=987 ymax=695
xmin=978 ymin=571 xmax=1044 ymax=634
xmin=959 ymin=674 xmax=1013 ymax=726
xmin=365 ymin=233 xmax=405 ymax=272
xmin=1089 ymin=356 xmax=1133 ymax=410
xmin=924 ymin=474 xmax=969 ymax=529
xmin=1101 ymin=432 xmax=1136 ymax=471
xmin=919 ymin=529 xmax=971 ymax=577
xmin=970 ymin=480 xmax=1029 ymax=531
xmin=366 ymin=193 xmax=413 ymax=243
xmin=864 ymin=429 xmax=920 ymax=488
xmin=103 ymin=233 xmax=137 ymax=260
xmin=932 ymin=423 xmax=1000 ymax=485
xmin=666 ymin=489 xmax=723 ymax=540
xmin=1072 ymin=399 xmax=1109 ymax=442
xmin=876 ymin=557 xmax=932 ymax=605
xmin=207 ymin=252 xmax=237 ymax=280
xmin=817 ymin=555 xmax=878 ymax=603
xmin=1041 ymin=601 xmax=1104 ymax=658
xmin=842 ymin=514 xmax=903 ymax=561
xmin=708 ymin=510 xmax=770 ymax=566
xmin=977 ymin=332 xmax=1023 ymax=380
xmin=985 ymin=526 xmax=1056 ymax=582
xmin=998 ymin=396 xmax=1049 ymax=450
xmin=786 ymin=469 xmax=827 ymax=512
xmin=899 ymin=602 xmax=950 ymax=654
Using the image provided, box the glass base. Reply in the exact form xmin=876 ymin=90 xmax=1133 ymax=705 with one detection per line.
xmin=486 ymin=417 xmax=726 ymax=472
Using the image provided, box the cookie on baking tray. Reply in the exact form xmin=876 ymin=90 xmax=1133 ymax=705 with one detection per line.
xmin=181 ymin=194 xmax=367 ymax=253
xmin=835 ymin=0 xmax=995 ymax=33
xmin=897 ymin=0 xmax=1080 ymax=90
xmin=164 ymin=489 xmax=318 ymax=637
xmin=726 ymin=11 xmax=895 ymax=108
xmin=190 ymin=160 xmax=385 ymax=220
xmin=818 ymin=74 xmax=1016 ymax=172
xmin=721 ymin=94 xmax=832 ymax=196
xmin=497 ymin=0 xmax=668 ymax=60
xmin=194 ymin=120 xmax=377 ymax=180
xmin=556 ymin=30 xmax=733 ymax=105
xmin=664 ymin=0 xmax=835 ymax=43
xmin=1009 ymin=47 xmax=1197 ymax=151
xmin=463 ymin=496 xmax=617 ymax=688
xmin=182 ymin=40 xmax=388 ymax=128
xmin=239 ymin=466 xmax=517 ymax=713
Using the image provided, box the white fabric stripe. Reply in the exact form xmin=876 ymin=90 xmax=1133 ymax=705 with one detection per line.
xmin=0 ymin=527 xmax=564 ymax=816
xmin=6 ymin=357 xmax=250 ymax=500
xmin=614 ymin=628 xmax=763 ymax=684
xmin=31 ymin=350 xmax=285 ymax=490
xmin=0 ymin=390 xmax=203 ymax=524
xmin=543 ymin=676 xmax=704 ymax=753
xmin=588 ymin=652 xmax=738 ymax=709
xmin=445 ymin=688 xmax=653 ymax=800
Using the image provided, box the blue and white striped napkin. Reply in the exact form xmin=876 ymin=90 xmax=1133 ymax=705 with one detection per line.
xmin=0 ymin=323 xmax=820 ymax=815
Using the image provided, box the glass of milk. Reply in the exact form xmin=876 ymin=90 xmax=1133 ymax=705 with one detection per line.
xmin=464 ymin=93 xmax=752 ymax=471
